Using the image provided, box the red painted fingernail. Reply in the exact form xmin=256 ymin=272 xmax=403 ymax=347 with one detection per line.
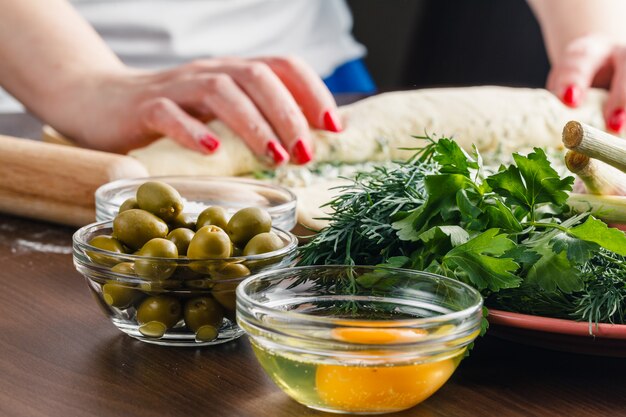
xmin=323 ymin=110 xmax=343 ymax=132
xmin=608 ymin=108 xmax=626 ymax=132
xmin=266 ymin=141 xmax=289 ymax=165
xmin=562 ymin=85 xmax=580 ymax=107
xmin=199 ymin=134 xmax=220 ymax=153
xmin=291 ymin=138 xmax=313 ymax=165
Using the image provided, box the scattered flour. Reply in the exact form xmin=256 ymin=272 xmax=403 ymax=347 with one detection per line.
xmin=13 ymin=239 xmax=73 ymax=255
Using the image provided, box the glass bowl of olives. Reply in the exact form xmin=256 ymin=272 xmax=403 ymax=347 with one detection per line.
xmin=73 ymin=181 xmax=298 ymax=346
xmin=95 ymin=176 xmax=297 ymax=231
xmin=237 ymin=266 xmax=483 ymax=414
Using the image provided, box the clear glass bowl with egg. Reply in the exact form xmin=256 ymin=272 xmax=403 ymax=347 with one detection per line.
xmin=73 ymin=221 xmax=298 ymax=346
xmin=95 ymin=176 xmax=297 ymax=231
xmin=236 ymin=265 xmax=483 ymax=414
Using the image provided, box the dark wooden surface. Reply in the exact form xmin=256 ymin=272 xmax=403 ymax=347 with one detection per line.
xmin=2 ymin=113 xmax=626 ymax=417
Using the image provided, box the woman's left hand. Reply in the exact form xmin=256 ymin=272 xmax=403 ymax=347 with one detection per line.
xmin=547 ymin=34 xmax=626 ymax=133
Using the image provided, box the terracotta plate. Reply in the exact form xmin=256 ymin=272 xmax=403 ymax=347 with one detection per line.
xmin=487 ymin=309 xmax=626 ymax=357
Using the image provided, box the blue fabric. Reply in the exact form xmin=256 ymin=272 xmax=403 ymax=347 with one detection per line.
xmin=323 ymin=59 xmax=377 ymax=94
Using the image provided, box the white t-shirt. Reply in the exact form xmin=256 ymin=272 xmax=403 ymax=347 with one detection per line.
xmin=0 ymin=0 xmax=364 ymax=112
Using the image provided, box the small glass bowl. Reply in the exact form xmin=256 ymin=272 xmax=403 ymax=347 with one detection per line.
xmin=73 ymin=221 xmax=298 ymax=346
xmin=95 ymin=176 xmax=297 ymax=231
xmin=237 ymin=265 xmax=483 ymax=415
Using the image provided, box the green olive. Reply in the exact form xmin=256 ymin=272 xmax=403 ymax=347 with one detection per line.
xmin=188 ymin=226 xmax=232 ymax=259
xmin=169 ymin=212 xmax=196 ymax=230
xmin=227 ymin=207 xmax=272 ymax=246
xmin=111 ymin=261 xmax=135 ymax=275
xmin=167 ymin=228 xmax=195 ymax=256
xmin=136 ymin=181 xmax=184 ymax=222
xmin=113 ymin=209 xmax=169 ymax=250
xmin=138 ymin=280 xmax=180 ymax=295
xmin=184 ymin=279 xmax=213 ymax=290
xmin=211 ymin=263 xmax=250 ymax=312
xmin=102 ymin=281 xmax=140 ymax=308
xmin=243 ymin=232 xmax=284 ymax=256
xmin=105 ymin=263 xmax=141 ymax=307
xmin=134 ymin=238 xmax=178 ymax=280
xmin=136 ymin=295 xmax=182 ymax=337
xmin=184 ymin=296 xmax=224 ymax=332
xmin=196 ymin=206 xmax=228 ymax=230
xmin=213 ymin=263 xmax=251 ymax=280
xmin=119 ymin=197 xmax=139 ymax=213
xmin=87 ymin=235 xmax=126 ymax=266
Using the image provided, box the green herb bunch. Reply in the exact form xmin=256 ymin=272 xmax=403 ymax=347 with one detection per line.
xmin=299 ymin=136 xmax=626 ymax=326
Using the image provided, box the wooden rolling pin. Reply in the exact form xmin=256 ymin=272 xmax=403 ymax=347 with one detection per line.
xmin=0 ymin=135 xmax=148 ymax=227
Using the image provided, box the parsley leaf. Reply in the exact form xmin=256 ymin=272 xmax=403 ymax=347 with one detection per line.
xmin=526 ymin=244 xmax=583 ymax=293
xmin=486 ymin=148 xmax=574 ymax=212
xmin=568 ymin=216 xmax=626 ymax=256
xmin=442 ymin=229 xmax=520 ymax=291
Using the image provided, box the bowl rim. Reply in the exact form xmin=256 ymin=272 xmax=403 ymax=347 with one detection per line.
xmin=236 ymin=265 xmax=484 ymax=328
xmin=94 ymin=175 xmax=297 ymax=213
xmin=73 ymin=220 xmax=298 ymax=264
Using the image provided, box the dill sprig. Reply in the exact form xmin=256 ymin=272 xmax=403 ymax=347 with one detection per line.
xmin=298 ymin=158 xmax=438 ymax=266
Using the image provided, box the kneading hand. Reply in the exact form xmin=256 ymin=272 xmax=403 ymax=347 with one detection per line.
xmin=547 ymin=34 xmax=626 ymax=133
xmin=61 ymin=56 xmax=342 ymax=165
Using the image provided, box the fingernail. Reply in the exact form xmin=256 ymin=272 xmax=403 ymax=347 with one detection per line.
xmin=199 ymin=134 xmax=220 ymax=153
xmin=266 ymin=141 xmax=289 ymax=165
xmin=323 ymin=110 xmax=342 ymax=132
xmin=563 ymin=84 xmax=580 ymax=107
xmin=291 ymin=138 xmax=313 ymax=165
xmin=608 ymin=108 xmax=626 ymax=132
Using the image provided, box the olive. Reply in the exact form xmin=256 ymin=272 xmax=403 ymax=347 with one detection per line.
xmin=87 ymin=235 xmax=126 ymax=266
xmin=213 ymin=263 xmax=251 ymax=279
xmin=138 ymin=280 xmax=180 ymax=295
xmin=188 ymin=226 xmax=232 ymax=259
xmin=211 ymin=263 xmax=250 ymax=312
xmin=113 ymin=209 xmax=169 ymax=250
xmin=211 ymin=282 xmax=238 ymax=312
xmin=226 ymin=207 xmax=272 ymax=246
xmin=167 ymin=228 xmax=195 ymax=256
xmin=243 ymin=232 xmax=284 ymax=256
xmin=102 ymin=281 xmax=140 ymax=308
xmin=184 ymin=296 xmax=224 ymax=342
xmin=136 ymin=295 xmax=182 ymax=338
xmin=136 ymin=181 xmax=184 ymax=222
xmin=119 ymin=197 xmax=139 ymax=213
xmin=111 ymin=261 xmax=135 ymax=275
xmin=134 ymin=238 xmax=178 ymax=280
xmin=196 ymin=206 xmax=228 ymax=230
xmin=169 ymin=212 xmax=196 ymax=230
xmin=184 ymin=279 xmax=213 ymax=290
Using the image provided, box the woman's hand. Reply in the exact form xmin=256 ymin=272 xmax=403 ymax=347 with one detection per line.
xmin=547 ymin=34 xmax=626 ymax=133
xmin=0 ymin=1 xmax=341 ymax=166
xmin=54 ymin=56 xmax=342 ymax=165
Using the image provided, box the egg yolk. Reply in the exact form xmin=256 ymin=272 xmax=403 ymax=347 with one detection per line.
xmin=316 ymin=326 xmax=456 ymax=412
xmin=316 ymin=359 xmax=455 ymax=413
xmin=331 ymin=327 xmax=428 ymax=344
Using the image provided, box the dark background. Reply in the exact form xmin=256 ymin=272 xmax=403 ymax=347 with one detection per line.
xmin=347 ymin=0 xmax=550 ymax=90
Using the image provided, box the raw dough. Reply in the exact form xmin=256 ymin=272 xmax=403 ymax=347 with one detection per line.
xmin=128 ymin=86 xmax=611 ymax=230
xmin=130 ymin=86 xmax=609 ymax=176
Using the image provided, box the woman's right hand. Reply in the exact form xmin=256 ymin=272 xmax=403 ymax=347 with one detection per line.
xmin=52 ymin=56 xmax=343 ymax=165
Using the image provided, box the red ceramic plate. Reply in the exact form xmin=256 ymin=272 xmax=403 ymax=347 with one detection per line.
xmin=487 ymin=309 xmax=626 ymax=357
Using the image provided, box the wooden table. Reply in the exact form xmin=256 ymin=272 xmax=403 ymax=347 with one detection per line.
xmin=1 ymin=113 xmax=626 ymax=417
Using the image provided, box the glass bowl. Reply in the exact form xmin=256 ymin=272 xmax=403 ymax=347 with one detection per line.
xmin=73 ymin=221 xmax=298 ymax=346
xmin=95 ymin=176 xmax=297 ymax=231
xmin=237 ymin=265 xmax=483 ymax=414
